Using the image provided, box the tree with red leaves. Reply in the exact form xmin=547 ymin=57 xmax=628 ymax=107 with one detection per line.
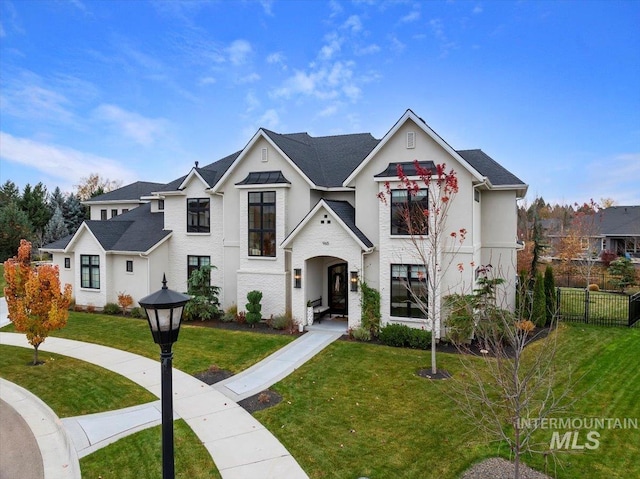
xmin=378 ymin=161 xmax=466 ymax=375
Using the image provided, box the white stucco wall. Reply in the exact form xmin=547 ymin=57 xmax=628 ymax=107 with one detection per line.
xmin=71 ymin=232 xmax=107 ymax=308
xmin=89 ymin=202 xmax=143 ymax=220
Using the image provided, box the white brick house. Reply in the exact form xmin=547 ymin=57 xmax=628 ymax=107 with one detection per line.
xmin=42 ymin=110 xmax=527 ymax=335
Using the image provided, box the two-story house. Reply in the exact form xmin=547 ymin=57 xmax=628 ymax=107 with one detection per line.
xmin=42 ymin=109 xmax=527 ymax=335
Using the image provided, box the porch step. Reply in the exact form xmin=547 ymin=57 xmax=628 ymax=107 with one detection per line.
xmin=213 ymin=331 xmax=342 ymax=401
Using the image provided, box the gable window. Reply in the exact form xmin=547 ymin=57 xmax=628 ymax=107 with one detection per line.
xmin=158 ymin=199 xmax=165 ymax=211
xmin=391 ymin=189 xmax=428 ymax=235
xmin=188 ymin=256 xmax=210 ymax=280
xmin=248 ymin=191 xmax=276 ymax=257
xmin=100 ymin=209 xmax=107 ymax=220
xmin=81 ymin=255 xmax=100 ymax=289
xmin=111 ymin=209 xmax=118 ymax=218
xmin=64 ymin=257 xmax=71 ymax=269
xmin=187 ymin=198 xmax=210 ymax=233
xmin=126 ymin=260 xmax=133 ymax=273
xmin=122 ymin=208 xmax=129 ymax=214
xmin=390 ymin=264 xmax=427 ymax=319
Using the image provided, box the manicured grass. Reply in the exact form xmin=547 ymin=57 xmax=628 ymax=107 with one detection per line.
xmin=0 ymin=264 xmax=5 ymax=296
xmin=1 ymin=311 xmax=295 ymax=375
xmin=256 ymin=324 xmax=640 ymax=479
xmin=0 ymin=345 xmax=156 ymax=417
xmin=80 ymin=420 xmax=220 ymax=479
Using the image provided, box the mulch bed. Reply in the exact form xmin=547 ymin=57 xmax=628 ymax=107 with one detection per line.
xmin=183 ymin=317 xmax=304 ymax=336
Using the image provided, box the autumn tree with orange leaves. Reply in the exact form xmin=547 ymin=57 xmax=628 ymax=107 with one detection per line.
xmin=3 ymin=239 xmax=72 ymax=364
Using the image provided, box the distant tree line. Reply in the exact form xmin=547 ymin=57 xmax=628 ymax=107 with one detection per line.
xmin=0 ymin=174 xmax=120 ymax=262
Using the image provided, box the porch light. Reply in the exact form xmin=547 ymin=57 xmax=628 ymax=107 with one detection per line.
xmin=294 ymin=268 xmax=302 ymax=288
xmin=138 ymin=274 xmax=190 ymax=479
xmin=350 ymin=271 xmax=359 ymax=292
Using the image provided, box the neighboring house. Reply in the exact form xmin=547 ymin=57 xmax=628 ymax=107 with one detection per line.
xmin=42 ymin=110 xmax=528 ymax=335
xmin=598 ymin=206 xmax=640 ymax=259
xmin=83 ymin=181 xmax=165 ymax=220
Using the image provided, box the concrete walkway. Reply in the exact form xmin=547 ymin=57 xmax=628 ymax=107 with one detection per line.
xmin=0 ymin=298 xmax=345 ymax=478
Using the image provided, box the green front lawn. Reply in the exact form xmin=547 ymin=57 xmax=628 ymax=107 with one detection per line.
xmin=257 ymin=323 xmax=640 ymax=479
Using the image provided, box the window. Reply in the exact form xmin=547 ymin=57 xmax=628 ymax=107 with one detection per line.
xmin=474 ymin=189 xmax=481 ymax=202
xmin=391 ymin=189 xmax=428 ymax=235
xmin=188 ymin=256 xmax=210 ymax=280
xmin=126 ymin=260 xmax=133 ymax=273
xmin=100 ymin=209 xmax=107 ymax=220
xmin=187 ymin=198 xmax=210 ymax=233
xmin=390 ymin=264 xmax=427 ymax=319
xmin=81 ymin=255 xmax=100 ymax=289
xmin=111 ymin=209 xmax=118 ymax=218
xmin=122 ymin=208 xmax=129 ymax=214
xmin=248 ymin=191 xmax=276 ymax=256
xmin=64 ymin=257 xmax=71 ymax=269
xmin=158 ymin=199 xmax=165 ymax=211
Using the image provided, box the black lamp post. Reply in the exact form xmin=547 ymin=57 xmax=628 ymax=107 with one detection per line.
xmin=139 ymin=274 xmax=190 ymax=479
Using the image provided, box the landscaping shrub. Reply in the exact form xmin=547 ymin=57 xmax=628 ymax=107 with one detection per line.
xmin=245 ymin=290 xmax=263 ymax=326
xmin=407 ymin=328 xmax=431 ymax=349
xmin=515 ymin=320 xmax=535 ymax=333
xmin=531 ymin=272 xmax=546 ymax=327
xmin=236 ymin=311 xmax=247 ymax=324
xmin=444 ymin=294 xmax=475 ymax=345
xmin=103 ymin=303 xmax=122 ymax=315
xmin=221 ymin=304 xmax=237 ymax=323
xmin=350 ymin=326 xmax=372 ymax=342
xmin=129 ymin=307 xmax=144 ymax=319
xmin=117 ymin=292 xmax=134 ymax=315
xmin=588 ymin=283 xmax=600 ymax=292
xmin=379 ymin=323 xmax=411 ymax=347
xmin=544 ymin=266 xmax=556 ymax=325
xmin=270 ymin=313 xmax=294 ymax=330
xmin=86 ymin=304 xmax=96 ymax=313
xmin=184 ymin=265 xmax=221 ymax=321
xmin=360 ymin=282 xmax=381 ymax=337
xmin=608 ymin=257 xmax=637 ymax=292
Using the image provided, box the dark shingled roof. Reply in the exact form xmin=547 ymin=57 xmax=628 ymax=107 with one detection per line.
xmin=598 ymin=206 xmax=640 ymax=236
xmin=157 ymin=152 xmax=240 ymax=192
xmin=322 ymin=200 xmax=374 ymax=248
xmin=262 ymin=130 xmax=380 ymax=187
xmin=457 ymin=149 xmax=526 ymax=186
xmin=86 ymin=181 xmax=165 ymax=202
xmin=42 ymin=204 xmax=171 ymax=253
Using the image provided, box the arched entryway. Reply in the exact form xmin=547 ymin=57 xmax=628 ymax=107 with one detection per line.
xmin=328 ymin=262 xmax=348 ymax=316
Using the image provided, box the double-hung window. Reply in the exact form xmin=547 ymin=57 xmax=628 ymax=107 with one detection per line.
xmin=187 ymin=198 xmax=210 ymax=233
xmin=248 ymin=191 xmax=276 ymax=257
xmin=81 ymin=255 xmax=100 ymax=289
xmin=188 ymin=256 xmax=210 ymax=281
xmin=391 ymin=189 xmax=428 ymax=235
xmin=390 ymin=264 xmax=427 ymax=319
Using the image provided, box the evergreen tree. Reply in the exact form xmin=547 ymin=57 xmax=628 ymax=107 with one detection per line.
xmin=20 ymin=183 xmax=51 ymax=240
xmin=531 ymin=272 xmax=546 ymax=328
xmin=43 ymin=206 xmax=69 ymax=245
xmin=63 ymin=193 xmax=86 ymax=233
xmin=543 ymin=266 xmax=556 ymax=326
xmin=48 ymin=186 xmax=66 ymax=214
xmin=0 ymin=202 xmax=33 ymax=261
xmin=0 ymin=181 xmax=21 ymax=208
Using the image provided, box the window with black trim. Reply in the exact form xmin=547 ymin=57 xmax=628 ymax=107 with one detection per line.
xmin=126 ymin=260 xmax=133 ymax=273
xmin=391 ymin=189 xmax=428 ymax=235
xmin=188 ymin=256 xmax=211 ymax=281
xmin=64 ymin=257 xmax=71 ymax=269
xmin=111 ymin=209 xmax=118 ymax=218
xmin=100 ymin=209 xmax=107 ymax=220
xmin=158 ymin=199 xmax=165 ymax=211
xmin=390 ymin=264 xmax=427 ymax=319
xmin=81 ymin=255 xmax=100 ymax=289
xmin=248 ymin=191 xmax=276 ymax=256
xmin=187 ymin=198 xmax=210 ymax=233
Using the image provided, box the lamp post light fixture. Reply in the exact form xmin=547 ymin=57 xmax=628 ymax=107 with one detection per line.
xmin=138 ymin=274 xmax=190 ymax=479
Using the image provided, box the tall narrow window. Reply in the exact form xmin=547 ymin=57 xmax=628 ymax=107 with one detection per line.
xmin=100 ymin=209 xmax=107 ymax=220
xmin=390 ymin=264 xmax=427 ymax=319
xmin=64 ymin=257 xmax=71 ymax=269
xmin=391 ymin=189 xmax=428 ymax=235
xmin=158 ymin=199 xmax=165 ymax=211
xmin=248 ymin=191 xmax=276 ymax=256
xmin=187 ymin=198 xmax=210 ymax=233
xmin=81 ymin=255 xmax=100 ymax=289
xmin=187 ymin=256 xmax=211 ymax=281
xmin=111 ymin=209 xmax=118 ymax=218
xmin=126 ymin=260 xmax=133 ymax=273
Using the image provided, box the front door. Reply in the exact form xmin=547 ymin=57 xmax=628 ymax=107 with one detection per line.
xmin=328 ymin=263 xmax=348 ymax=316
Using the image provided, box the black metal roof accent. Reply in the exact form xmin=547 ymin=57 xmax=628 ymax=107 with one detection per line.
xmin=235 ymin=170 xmax=291 ymax=186
xmin=374 ymin=161 xmax=437 ymax=178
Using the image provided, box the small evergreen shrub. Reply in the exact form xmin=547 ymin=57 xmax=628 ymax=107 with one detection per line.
xmin=129 ymin=307 xmax=144 ymax=319
xmin=444 ymin=294 xmax=475 ymax=345
xmin=379 ymin=323 xmax=411 ymax=347
xmin=360 ymin=282 xmax=381 ymax=337
xmin=245 ymin=290 xmax=263 ymax=325
xmin=531 ymin=272 xmax=546 ymax=328
xmin=270 ymin=313 xmax=293 ymax=330
xmin=103 ymin=302 xmax=122 ymax=315
xmin=350 ymin=326 xmax=372 ymax=342
xmin=407 ymin=328 xmax=431 ymax=349
xmin=543 ymin=266 xmax=556 ymax=326
xmin=221 ymin=304 xmax=237 ymax=323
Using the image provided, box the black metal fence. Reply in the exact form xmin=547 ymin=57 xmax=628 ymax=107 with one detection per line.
xmin=554 ymin=272 xmax=630 ymax=291
xmin=557 ymin=288 xmax=640 ymax=327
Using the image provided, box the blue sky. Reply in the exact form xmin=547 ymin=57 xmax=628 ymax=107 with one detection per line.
xmin=1 ymin=0 xmax=639 ymax=206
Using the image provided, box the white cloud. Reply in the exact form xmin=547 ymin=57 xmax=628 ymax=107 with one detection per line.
xmin=355 ymin=44 xmax=380 ymax=56
xmin=473 ymin=4 xmax=483 ymax=15
xmin=93 ymin=104 xmax=169 ymax=147
xmin=258 ymin=109 xmax=280 ymax=130
xmin=259 ymin=0 xmax=274 ymax=16
xmin=400 ymin=11 xmax=421 ymax=23
xmin=343 ymin=15 xmax=362 ymax=33
xmin=1 ymin=83 xmax=76 ymax=124
xmin=238 ymin=72 xmax=261 ymax=84
xmin=320 ymin=32 xmax=342 ymax=60
xmin=245 ymin=91 xmax=260 ymax=112
xmin=199 ymin=76 xmax=217 ymax=86
xmin=227 ymin=39 xmax=252 ymax=65
xmin=0 ymin=131 xmax=136 ymax=186
xmin=318 ymin=105 xmax=339 ymax=117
